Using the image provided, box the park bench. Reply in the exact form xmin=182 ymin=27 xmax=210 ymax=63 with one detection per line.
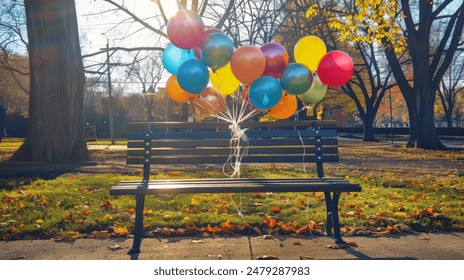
xmin=109 ymin=120 xmax=362 ymax=260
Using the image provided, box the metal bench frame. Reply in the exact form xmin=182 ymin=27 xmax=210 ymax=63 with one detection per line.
xmin=110 ymin=121 xmax=361 ymax=260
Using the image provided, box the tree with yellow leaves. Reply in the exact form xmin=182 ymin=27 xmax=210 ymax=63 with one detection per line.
xmin=290 ymin=0 xmax=397 ymax=141
xmin=307 ymin=0 xmax=464 ymax=149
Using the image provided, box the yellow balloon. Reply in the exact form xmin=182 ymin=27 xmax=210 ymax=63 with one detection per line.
xmin=294 ymin=35 xmax=327 ymax=72
xmin=210 ymin=63 xmax=240 ymax=96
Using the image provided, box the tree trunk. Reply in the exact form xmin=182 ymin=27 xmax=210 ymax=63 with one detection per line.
xmin=0 ymin=106 xmax=6 ymax=142
xmin=10 ymin=0 xmax=90 ymax=162
xmin=180 ymin=103 xmax=189 ymax=121
xmin=445 ymin=112 xmax=453 ymax=128
xmin=406 ymin=85 xmax=444 ymax=149
xmin=362 ymin=114 xmax=377 ymax=142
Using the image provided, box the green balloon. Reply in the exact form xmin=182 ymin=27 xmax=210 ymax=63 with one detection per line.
xmin=200 ymin=33 xmax=234 ymax=71
xmin=280 ymin=63 xmax=313 ymax=95
xmin=298 ymin=72 xmax=328 ymax=105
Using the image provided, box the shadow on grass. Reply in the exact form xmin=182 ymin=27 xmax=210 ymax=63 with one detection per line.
xmin=0 ymin=161 xmax=96 ymax=190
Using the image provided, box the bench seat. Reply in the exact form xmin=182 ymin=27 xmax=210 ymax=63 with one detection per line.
xmin=111 ymin=178 xmax=361 ymax=195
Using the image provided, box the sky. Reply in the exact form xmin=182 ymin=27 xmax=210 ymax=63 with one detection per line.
xmin=76 ymin=0 xmax=180 ymax=92
xmin=76 ymin=0 xmax=178 ymax=54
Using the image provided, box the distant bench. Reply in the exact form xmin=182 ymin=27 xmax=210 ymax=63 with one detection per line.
xmin=110 ymin=121 xmax=362 ymax=260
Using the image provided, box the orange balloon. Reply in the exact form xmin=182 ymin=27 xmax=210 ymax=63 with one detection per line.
xmin=194 ymin=87 xmax=227 ymax=115
xmin=268 ymin=92 xmax=297 ymax=119
xmin=230 ymin=46 xmax=266 ymax=84
xmin=166 ymin=75 xmax=196 ymax=103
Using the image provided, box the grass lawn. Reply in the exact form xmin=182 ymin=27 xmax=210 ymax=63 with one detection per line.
xmin=0 ymin=139 xmax=463 ymax=240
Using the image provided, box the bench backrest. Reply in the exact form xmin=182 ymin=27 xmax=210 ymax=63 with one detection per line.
xmin=126 ymin=121 xmax=339 ymax=182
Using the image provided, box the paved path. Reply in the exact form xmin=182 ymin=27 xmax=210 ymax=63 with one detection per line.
xmin=1 ymin=233 xmax=463 ymax=260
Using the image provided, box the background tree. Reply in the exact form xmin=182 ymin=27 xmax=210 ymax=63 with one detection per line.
xmin=288 ymin=0 xmax=395 ymax=141
xmin=0 ymin=0 xmax=29 ymax=141
xmin=437 ymin=51 xmax=464 ymax=127
xmin=11 ymin=0 xmax=90 ymax=162
xmin=312 ymin=0 xmax=464 ymax=149
xmin=124 ymin=51 xmax=164 ymax=121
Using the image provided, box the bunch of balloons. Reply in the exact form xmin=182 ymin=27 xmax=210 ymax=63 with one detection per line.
xmin=162 ymin=9 xmax=354 ymax=120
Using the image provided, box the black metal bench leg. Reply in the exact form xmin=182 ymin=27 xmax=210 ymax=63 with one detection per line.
xmin=324 ymin=192 xmax=334 ymax=237
xmin=330 ymin=192 xmax=345 ymax=244
xmin=325 ymin=192 xmax=345 ymax=244
xmin=128 ymin=194 xmax=145 ymax=260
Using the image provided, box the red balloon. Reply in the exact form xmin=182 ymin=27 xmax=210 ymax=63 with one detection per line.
xmin=167 ymin=10 xmax=205 ymax=49
xmin=260 ymin=42 xmax=289 ymax=78
xmin=317 ymin=50 xmax=354 ymax=87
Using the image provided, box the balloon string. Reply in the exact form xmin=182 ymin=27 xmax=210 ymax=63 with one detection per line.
xmin=297 ymin=104 xmax=312 ymax=115
xmin=294 ymin=129 xmax=314 ymax=234
xmin=297 ymin=129 xmax=314 ymax=236
xmin=297 ymin=130 xmax=307 ymax=177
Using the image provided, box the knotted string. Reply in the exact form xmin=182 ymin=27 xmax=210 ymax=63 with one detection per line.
xmin=222 ymin=122 xmax=249 ymax=179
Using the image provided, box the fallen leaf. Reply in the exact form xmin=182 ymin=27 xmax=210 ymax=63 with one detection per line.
xmin=108 ymin=244 xmax=123 ymax=251
xmin=327 ymin=244 xmax=348 ymax=249
xmin=113 ymin=226 xmax=129 ymax=236
xmin=78 ymin=209 xmax=92 ymax=216
xmin=256 ymin=235 xmax=274 ymax=240
xmin=94 ymin=230 xmax=108 ymax=239
xmin=257 ymin=254 xmax=279 ymax=260
xmin=373 ymin=231 xmax=390 ymax=237
xmin=59 ymin=231 xmax=78 ymax=241
xmin=101 ymin=198 xmax=113 ymax=210
xmin=207 ymin=254 xmax=223 ymax=259
xmin=346 ymin=241 xmax=358 ymax=247
xmin=271 ymin=206 xmax=281 ymax=214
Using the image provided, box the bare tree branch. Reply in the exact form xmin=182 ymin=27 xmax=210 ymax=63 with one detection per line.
xmin=102 ymin=0 xmax=167 ymax=38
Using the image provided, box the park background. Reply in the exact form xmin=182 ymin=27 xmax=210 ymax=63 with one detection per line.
xmin=0 ymin=0 xmax=463 ymax=261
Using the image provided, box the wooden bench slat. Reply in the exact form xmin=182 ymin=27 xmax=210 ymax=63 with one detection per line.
xmin=127 ymin=138 xmax=338 ymax=148
xmin=126 ymin=155 xmax=339 ymax=165
xmin=116 ymin=177 xmax=348 ymax=185
xmin=127 ymin=120 xmax=337 ymax=130
xmin=128 ymin=129 xmax=337 ymax=140
xmin=127 ymin=147 xmax=339 ymax=157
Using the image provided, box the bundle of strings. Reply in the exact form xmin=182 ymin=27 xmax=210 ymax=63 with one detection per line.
xmin=222 ymin=122 xmax=249 ymax=178
xmin=195 ymin=91 xmax=257 ymax=178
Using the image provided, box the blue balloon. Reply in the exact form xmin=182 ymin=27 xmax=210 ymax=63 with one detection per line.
xmin=279 ymin=63 xmax=313 ymax=95
xmin=162 ymin=44 xmax=196 ymax=74
xmin=177 ymin=59 xmax=209 ymax=94
xmin=248 ymin=76 xmax=282 ymax=110
xmin=200 ymin=33 xmax=235 ymax=70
